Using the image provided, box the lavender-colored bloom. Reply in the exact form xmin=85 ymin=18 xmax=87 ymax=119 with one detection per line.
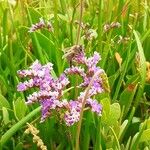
xmin=17 ymin=82 xmax=27 ymax=91
xmin=17 ymin=70 xmax=32 ymax=78
xmin=56 ymin=74 xmax=70 ymax=90
xmin=85 ymin=52 xmax=101 ymax=71
xmin=64 ymin=66 xmax=86 ymax=78
xmin=73 ymin=51 xmax=86 ymax=64
xmin=17 ymin=50 xmax=105 ymax=126
xmin=26 ymin=92 xmax=39 ymax=104
xmin=40 ymin=98 xmax=53 ymax=122
xmin=64 ymin=98 xmax=102 ymax=126
xmin=64 ymin=109 xmax=80 ymax=126
xmin=47 ymin=21 xmax=53 ymax=32
xmin=29 ymin=18 xmax=45 ymax=33
xmin=64 ymin=101 xmax=81 ymax=126
xmin=86 ymin=99 xmax=102 ymax=115
xmin=28 ymin=18 xmax=53 ymax=33
xmin=104 ymin=22 xmax=121 ymax=32
xmin=30 ymin=60 xmax=42 ymax=70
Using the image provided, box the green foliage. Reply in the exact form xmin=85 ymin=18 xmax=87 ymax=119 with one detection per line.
xmin=2 ymin=107 xmax=10 ymax=125
xmin=13 ymin=97 xmax=27 ymax=120
xmin=0 ymin=94 xmax=10 ymax=109
xmin=101 ymin=99 xmax=121 ymax=126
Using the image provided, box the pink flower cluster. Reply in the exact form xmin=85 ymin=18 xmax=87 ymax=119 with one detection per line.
xmin=17 ymin=50 xmax=104 ymax=126
xmin=29 ymin=18 xmax=53 ymax=33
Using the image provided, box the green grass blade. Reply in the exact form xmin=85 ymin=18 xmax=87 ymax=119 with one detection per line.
xmin=0 ymin=107 xmax=41 ymax=147
xmin=133 ymin=30 xmax=146 ymax=109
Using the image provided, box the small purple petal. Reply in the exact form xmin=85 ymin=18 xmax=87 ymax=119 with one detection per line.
xmin=17 ymin=83 xmax=27 ymax=91
xmin=86 ymin=99 xmax=102 ymax=115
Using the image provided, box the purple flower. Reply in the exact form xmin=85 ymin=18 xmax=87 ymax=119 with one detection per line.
xmin=40 ymin=98 xmax=53 ymax=122
xmin=73 ymin=51 xmax=86 ymax=64
xmin=104 ymin=22 xmax=121 ymax=32
xmin=17 ymin=83 xmax=27 ymax=91
xmin=30 ymin=60 xmax=42 ymax=70
xmin=85 ymin=52 xmax=101 ymax=73
xmin=64 ymin=66 xmax=85 ymax=78
xmin=55 ymin=74 xmax=70 ymax=90
xmin=29 ymin=18 xmax=45 ymax=33
xmin=28 ymin=18 xmax=53 ymax=33
xmin=64 ymin=109 xmax=80 ymax=126
xmin=26 ymin=92 xmax=39 ymax=104
xmin=17 ymin=50 xmax=105 ymax=126
xmin=86 ymin=99 xmax=102 ymax=115
xmin=64 ymin=101 xmax=81 ymax=126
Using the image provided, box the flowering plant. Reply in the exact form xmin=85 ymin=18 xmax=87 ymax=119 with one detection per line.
xmin=17 ymin=46 xmax=105 ymax=126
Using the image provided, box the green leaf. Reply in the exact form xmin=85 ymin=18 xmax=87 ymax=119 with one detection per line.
xmin=0 ymin=93 xmax=10 ymax=109
xmin=130 ymin=132 xmax=139 ymax=149
xmin=108 ymin=73 xmax=118 ymax=90
xmin=107 ymin=103 xmax=121 ymax=125
xmin=0 ymin=107 xmax=41 ymax=147
xmin=130 ymin=119 xmax=147 ymax=149
xmin=133 ymin=30 xmax=146 ymax=108
xmin=105 ymin=103 xmax=121 ymax=126
xmin=101 ymin=98 xmax=110 ymax=115
xmin=14 ymin=142 xmax=23 ymax=150
xmin=35 ymin=32 xmax=56 ymax=60
xmin=139 ymin=129 xmax=150 ymax=142
xmin=2 ymin=107 xmax=10 ymax=125
xmin=109 ymin=126 xmax=121 ymax=150
xmin=125 ymin=136 xmax=131 ymax=150
xmin=140 ymin=118 xmax=150 ymax=130
xmin=13 ymin=98 xmax=27 ymax=120
xmin=57 ymin=14 xmax=69 ymax=22
xmin=0 ymin=75 xmax=7 ymax=95
xmin=119 ymin=84 xmax=137 ymax=117
xmin=119 ymin=120 xmax=128 ymax=139
xmin=101 ymin=98 xmax=110 ymax=123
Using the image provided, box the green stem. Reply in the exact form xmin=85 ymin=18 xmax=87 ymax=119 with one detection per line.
xmin=119 ymin=107 xmax=135 ymax=143
xmin=76 ymin=0 xmax=83 ymax=45
xmin=98 ymin=0 xmax=103 ymax=53
xmin=109 ymin=127 xmax=121 ymax=150
xmin=53 ymin=0 xmax=59 ymax=38
xmin=94 ymin=118 xmax=101 ymax=150
xmin=26 ymin=5 xmax=44 ymax=63
xmin=75 ymin=70 xmax=102 ymax=150
xmin=0 ymin=107 xmax=41 ymax=147
xmin=70 ymin=7 xmax=76 ymax=45
xmin=75 ymin=0 xmax=84 ymax=101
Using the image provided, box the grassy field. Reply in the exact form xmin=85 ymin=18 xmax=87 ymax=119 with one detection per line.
xmin=0 ymin=0 xmax=150 ymax=149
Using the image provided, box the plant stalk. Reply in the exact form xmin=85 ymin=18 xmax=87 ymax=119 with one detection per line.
xmin=76 ymin=0 xmax=84 ymax=45
xmin=0 ymin=107 xmax=41 ymax=147
xmin=75 ymin=70 xmax=102 ymax=150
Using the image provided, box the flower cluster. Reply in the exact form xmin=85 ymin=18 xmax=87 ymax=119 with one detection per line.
xmin=104 ymin=22 xmax=121 ymax=32
xmin=117 ymin=35 xmax=130 ymax=44
xmin=17 ymin=48 xmax=105 ymax=126
xmin=29 ymin=18 xmax=53 ymax=33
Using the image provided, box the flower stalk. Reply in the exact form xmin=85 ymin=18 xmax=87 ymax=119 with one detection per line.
xmin=75 ymin=70 xmax=102 ymax=150
xmin=76 ymin=0 xmax=84 ymax=45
